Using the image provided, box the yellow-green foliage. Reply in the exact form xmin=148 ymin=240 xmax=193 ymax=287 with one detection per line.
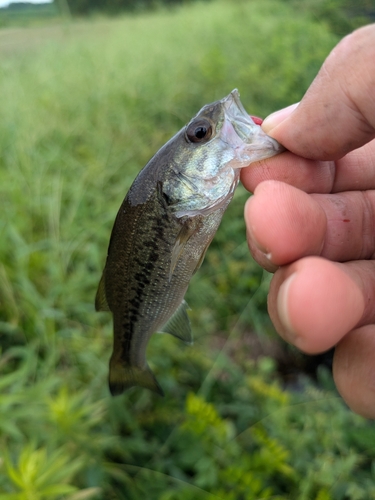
xmin=1 ymin=445 xmax=85 ymax=500
xmin=1 ymin=1 xmax=375 ymax=499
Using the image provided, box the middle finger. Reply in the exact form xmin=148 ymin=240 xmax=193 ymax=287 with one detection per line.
xmin=245 ymin=180 xmax=375 ymax=266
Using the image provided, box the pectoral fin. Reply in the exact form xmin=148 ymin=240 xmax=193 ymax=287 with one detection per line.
xmin=192 ymin=238 xmax=212 ymax=275
xmin=95 ymin=273 xmax=110 ymax=312
xmin=170 ymin=220 xmax=199 ymax=280
xmin=159 ymin=300 xmax=192 ymax=345
xmin=193 ymin=233 xmax=213 ymax=274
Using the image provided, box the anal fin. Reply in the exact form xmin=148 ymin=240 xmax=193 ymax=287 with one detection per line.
xmin=192 ymin=238 xmax=212 ymax=275
xmin=159 ymin=300 xmax=193 ymax=345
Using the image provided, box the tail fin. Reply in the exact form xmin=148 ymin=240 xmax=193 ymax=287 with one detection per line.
xmin=109 ymin=356 xmax=164 ymax=397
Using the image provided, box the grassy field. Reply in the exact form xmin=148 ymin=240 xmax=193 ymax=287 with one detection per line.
xmin=0 ymin=1 xmax=375 ymax=498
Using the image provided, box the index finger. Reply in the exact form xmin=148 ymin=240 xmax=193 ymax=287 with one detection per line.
xmin=241 ymin=138 xmax=375 ymax=194
xmin=264 ymin=25 xmax=375 ymax=161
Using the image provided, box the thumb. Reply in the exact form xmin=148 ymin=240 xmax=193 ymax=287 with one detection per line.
xmin=262 ymin=24 xmax=375 ymax=161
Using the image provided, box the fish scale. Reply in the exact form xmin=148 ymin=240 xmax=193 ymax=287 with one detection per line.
xmin=96 ymin=89 xmax=284 ymax=396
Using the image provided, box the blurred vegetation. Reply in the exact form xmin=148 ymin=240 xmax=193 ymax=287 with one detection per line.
xmin=2 ymin=0 xmax=374 ymax=32
xmin=63 ymin=0 xmax=204 ymax=16
xmin=280 ymin=0 xmax=375 ymax=36
xmin=0 ymin=2 xmax=60 ymax=28
xmin=61 ymin=0 xmax=375 ymax=31
xmin=0 ymin=0 xmax=375 ymax=498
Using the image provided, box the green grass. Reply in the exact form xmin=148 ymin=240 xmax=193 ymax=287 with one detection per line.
xmin=0 ymin=1 xmax=374 ymax=498
xmin=0 ymin=3 xmax=61 ymax=29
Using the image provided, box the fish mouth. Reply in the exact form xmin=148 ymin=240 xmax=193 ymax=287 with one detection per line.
xmin=221 ymin=89 xmax=255 ymax=142
xmin=220 ymin=89 xmax=285 ymax=167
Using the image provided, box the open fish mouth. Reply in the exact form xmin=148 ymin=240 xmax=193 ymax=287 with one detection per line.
xmin=222 ymin=89 xmax=256 ymax=141
xmin=220 ymin=89 xmax=285 ymax=167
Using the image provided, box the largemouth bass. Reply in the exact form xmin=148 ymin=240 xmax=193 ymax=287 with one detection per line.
xmin=96 ymin=89 xmax=283 ymax=396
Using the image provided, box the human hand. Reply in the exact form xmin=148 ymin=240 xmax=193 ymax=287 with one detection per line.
xmin=241 ymin=24 xmax=375 ymax=418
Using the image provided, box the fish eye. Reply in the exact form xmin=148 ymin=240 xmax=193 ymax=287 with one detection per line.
xmin=185 ymin=119 xmax=213 ymax=143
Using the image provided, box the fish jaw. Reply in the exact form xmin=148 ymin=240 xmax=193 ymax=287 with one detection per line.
xmin=220 ymin=89 xmax=285 ymax=168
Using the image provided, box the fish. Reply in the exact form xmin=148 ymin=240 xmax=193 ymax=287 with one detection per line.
xmin=95 ymin=89 xmax=284 ymax=396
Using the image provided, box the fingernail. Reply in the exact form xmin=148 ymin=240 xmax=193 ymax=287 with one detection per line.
xmin=277 ymin=272 xmax=298 ymax=340
xmin=244 ymin=198 xmax=274 ymax=263
xmin=245 ymin=223 xmax=270 ymax=254
xmin=262 ymin=102 xmax=300 ymax=134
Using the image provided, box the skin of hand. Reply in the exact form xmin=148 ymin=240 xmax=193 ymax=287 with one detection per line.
xmin=241 ymin=24 xmax=375 ymax=418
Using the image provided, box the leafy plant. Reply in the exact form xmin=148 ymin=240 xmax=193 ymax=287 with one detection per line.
xmin=0 ymin=445 xmax=86 ymax=500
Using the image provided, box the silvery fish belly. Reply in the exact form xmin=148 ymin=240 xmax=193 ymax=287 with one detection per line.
xmin=95 ymin=89 xmax=284 ymax=396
